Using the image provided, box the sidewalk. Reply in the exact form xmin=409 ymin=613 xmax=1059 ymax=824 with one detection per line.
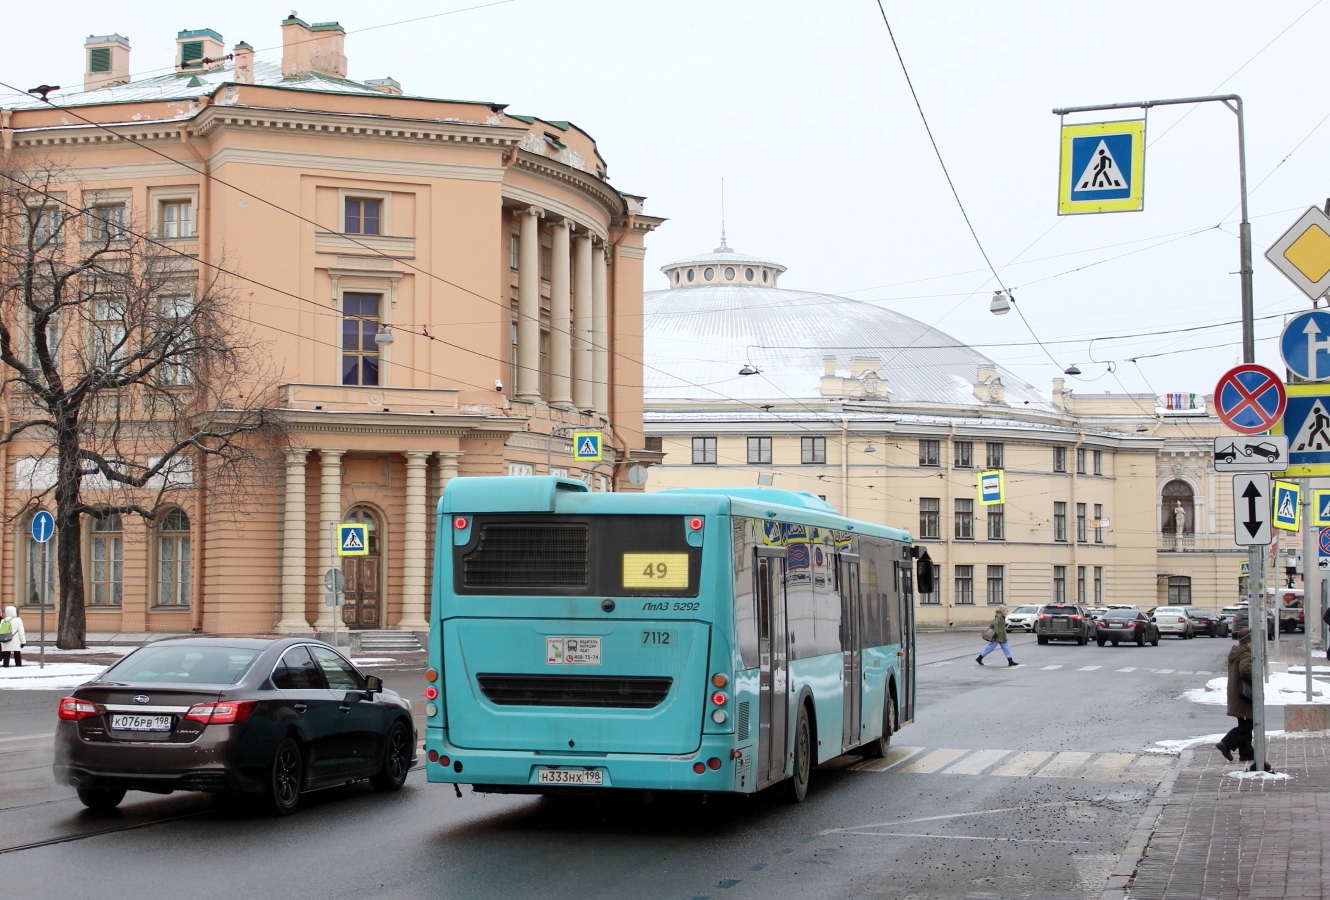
xmin=1117 ymin=730 xmax=1330 ymax=899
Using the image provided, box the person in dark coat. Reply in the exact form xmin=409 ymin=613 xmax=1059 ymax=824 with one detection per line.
xmin=976 ymin=607 xmax=1018 ymax=667
xmin=1215 ymin=627 xmax=1254 ymax=763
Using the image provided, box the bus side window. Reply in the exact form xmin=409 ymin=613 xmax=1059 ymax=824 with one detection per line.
xmin=887 ymin=557 xmax=906 ymax=646
xmin=756 ymin=557 xmax=771 ymax=653
xmin=735 ymin=518 xmax=760 ymax=669
xmin=862 ymin=550 xmax=882 ymax=648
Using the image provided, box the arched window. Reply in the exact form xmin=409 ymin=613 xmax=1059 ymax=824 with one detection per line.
xmin=344 ymin=506 xmax=380 ymax=554
xmin=157 ymin=509 xmax=191 ymax=606
xmin=23 ymin=511 xmax=54 ymax=608
xmin=89 ymin=512 xmax=123 ymax=606
xmin=1162 ymin=480 xmax=1194 ymax=535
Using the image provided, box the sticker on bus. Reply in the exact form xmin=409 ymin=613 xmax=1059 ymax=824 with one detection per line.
xmin=622 ymin=552 xmax=689 ymax=589
xmin=546 ymin=636 xmax=602 ymax=665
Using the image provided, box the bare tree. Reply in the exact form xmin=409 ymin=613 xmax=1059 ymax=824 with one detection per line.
xmin=0 ymin=160 xmax=283 ymax=648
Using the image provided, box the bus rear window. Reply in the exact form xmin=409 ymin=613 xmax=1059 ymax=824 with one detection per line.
xmin=455 ymin=515 xmax=701 ymax=597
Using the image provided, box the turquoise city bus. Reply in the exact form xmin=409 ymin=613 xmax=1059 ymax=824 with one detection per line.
xmin=423 ymin=476 xmax=932 ymax=800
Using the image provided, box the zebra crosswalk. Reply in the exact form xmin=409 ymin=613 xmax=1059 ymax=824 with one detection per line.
xmin=925 ymin=659 xmax=1212 ymax=676
xmin=848 ymin=745 xmax=1175 ymax=781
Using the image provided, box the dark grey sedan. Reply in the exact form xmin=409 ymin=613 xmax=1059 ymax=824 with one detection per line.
xmin=1095 ymin=610 xmax=1160 ymax=647
xmin=53 ymin=637 xmax=415 ymax=815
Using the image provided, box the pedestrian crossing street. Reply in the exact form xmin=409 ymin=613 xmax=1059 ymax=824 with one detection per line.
xmin=928 ymin=660 xmax=1213 ymax=676
xmin=845 ymin=745 xmax=1176 ymax=781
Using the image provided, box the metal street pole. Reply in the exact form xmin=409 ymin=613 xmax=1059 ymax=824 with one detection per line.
xmin=39 ymin=542 xmax=47 ymax=669
xmin=1053 ymin=93 xmax=1264 ymax=769
xmin=1304 ymin=486 xmax=1316 ymax=702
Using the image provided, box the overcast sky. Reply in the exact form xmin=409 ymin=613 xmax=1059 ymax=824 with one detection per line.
xmin=4 ymin=0 xmax=1327 ymax=400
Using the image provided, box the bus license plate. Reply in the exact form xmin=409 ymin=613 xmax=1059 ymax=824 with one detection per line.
xmin=536 ymin=768 xmax=604 ymax=786
xmin=110 ymin=714 xmax=173 ymax=732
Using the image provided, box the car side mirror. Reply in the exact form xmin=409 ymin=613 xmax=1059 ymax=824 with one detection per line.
xmin=1149 ymin=616 xmax=1156 ymax=622
xmin=365 ymin=675 xmax=383 ymax=695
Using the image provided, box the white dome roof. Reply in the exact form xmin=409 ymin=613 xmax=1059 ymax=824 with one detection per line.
xmin=644 ymin=246 xmax=1056 ymax=412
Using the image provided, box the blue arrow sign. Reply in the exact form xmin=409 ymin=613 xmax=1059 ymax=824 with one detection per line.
xmin=1280 ymin=310 xmax=1330 ymax=381
xmin=29 ymin=510 xmax=54 ymax=544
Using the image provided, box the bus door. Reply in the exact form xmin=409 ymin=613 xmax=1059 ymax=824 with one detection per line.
xmin=897 ymin=554 xmax=916 ymax=723
xmin=839 ymin=553 xmax=861 ymax=750
xmin=754 ymin=547 xmax=787 ymax=785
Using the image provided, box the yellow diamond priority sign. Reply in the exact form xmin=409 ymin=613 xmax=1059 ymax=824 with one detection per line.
xmin=1265 ymin=206 xmax=1330 ymax=300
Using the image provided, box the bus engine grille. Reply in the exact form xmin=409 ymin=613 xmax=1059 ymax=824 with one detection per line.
xmin=476 ymin=673 xmax=673 ymax=709
xmin=463 ymin=523 xmax=589 ymax=587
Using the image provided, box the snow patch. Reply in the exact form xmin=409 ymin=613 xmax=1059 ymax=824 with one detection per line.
xmin=0 ymin=662 xmax=106 ymax=690
xmin=349 ymin=657 xmax=398 ymax=667
xmin=1183 ymin=672 xmax=1330 ymax=706
xmin=1224 ymin=769 xmax=1292 ymax=781
xmin=1144 ymin=733 xmax=1228 ymax=754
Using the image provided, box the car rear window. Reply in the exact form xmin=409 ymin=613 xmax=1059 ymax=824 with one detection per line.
xmin=101 ymin=645 xmax=260 ymax=685
xmin=1013 ymin=606 xmax=1039 ymax=614
xmin=1156 ymin=608 xmax=1184 ymax=614
xmin=1041 ymin=606 xmax=1079 ymax=614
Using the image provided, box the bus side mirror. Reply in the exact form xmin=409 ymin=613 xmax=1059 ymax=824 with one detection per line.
xmin=915 ymin=550 xmax=935 ymax=596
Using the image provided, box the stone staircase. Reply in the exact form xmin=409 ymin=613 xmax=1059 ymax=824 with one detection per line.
xmin=354 ymin=630 xmax=423 ymax=654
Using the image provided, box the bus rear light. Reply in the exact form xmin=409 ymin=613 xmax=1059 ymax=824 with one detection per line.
xmin=711 ymin=673 xmax=728 ymax=688
xmin=427 ymin=749 xmax=439 ymax=763
xmin=693 ymin=762 xmax=706 ymax=774
xmin=453 ymin=516 xmax=468 ymax=530
xmin=707 ymin=757 xmax=722 ymax=770
xmin=425 ymin=669 xmax=438 ymax=682
xmin=730 ymin=750 xmax=742 ymax=759
xmin=441 ymin=756 xmax=451 ymax=767
xmin=58 ymin=697 xmax=98 ymax=721
xmin=424 ymin=686 xmax=438 ymax=700
xmin=710 ymin=691 xmax=727 ymax=706
xmin=425 ymin=703 xmax=438 ymax=717
xmin=688 ymin=516 xmax=704 ymax=531
xmin=711 ymin=709 xmax=727 ymax=724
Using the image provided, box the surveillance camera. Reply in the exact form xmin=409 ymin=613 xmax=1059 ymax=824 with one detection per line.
xmin=494 ymin=379 xmax=503 ymax=391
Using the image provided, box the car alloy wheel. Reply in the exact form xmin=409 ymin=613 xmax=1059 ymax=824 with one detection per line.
xmin=371 ymin=721 xmax=412 ymax=792
xmin=267 ymin=738 xmax=303 ymax=816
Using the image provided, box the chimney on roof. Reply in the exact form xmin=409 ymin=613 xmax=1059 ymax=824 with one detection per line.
xmin=366 ymin=77 xmax=402 ymax=95
xmin=84 ymin=34 xmax=131 ymax=92
xmin=176 ymin=29 xmax=224 ymax=72
xmin=233 ymin=42 xmax=254 ymax=84
xmin=281 ymin=15 xmax=347 ymax=78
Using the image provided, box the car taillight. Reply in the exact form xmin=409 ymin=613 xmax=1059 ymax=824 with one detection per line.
xmin=58 ymin=697 xmax=98 ymax=721
xmin=185 ymin=700 xmax=257 ymax=725
xmin=693 ymin=762 xmax=706 ymax=774
xmin=1070 ymin=616 xmax=1081 ymax=621
xmin=1039 ymin=614 xmax=1051 ymax=619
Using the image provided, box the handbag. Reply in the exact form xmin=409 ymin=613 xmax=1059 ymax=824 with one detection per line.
xmin=1239 ymin=677 xmax=1253 ymax=701
xmin=981 ymin=626 xmax=996 ymax=642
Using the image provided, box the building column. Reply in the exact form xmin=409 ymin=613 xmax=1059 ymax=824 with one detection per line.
xmin=516 ymin=206 xmax=544 ymax=402
xmin=571 ymin=232 xmax=594 ymax=411
xmin=399 ymin=451 xmax=431 ymax=630
xmin=277 ymin=448 xmax=312 ymax=633
xmin=314 ymin=449 xmax=346 ymax=631
xmin=549 ymin=219 xmax=574 ymax=408
xmin=592 ymin=241 xmax=610 ymax=417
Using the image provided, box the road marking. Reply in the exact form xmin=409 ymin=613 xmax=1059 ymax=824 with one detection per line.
xmin=821 ymin=800 xmax=1085 ymax=835
xmin=836 ymin=830 xmax=1100 ymax=844
xmin=1077 ymin=665 xmax=1102 ymax=671
xmin=1156 ymin=669 xmax=1176 ymax=674
xmin=1116 ymin=667 xmax=1137 ymax=672
xmin=897 ymin=748 xmax=969 ymax=774
xmin=1080 ymin=753 xmax=1136 ymax=780
xmin=849 ymin=746 xmax=924 ymax=772
xmin=1196 ymin=670 xmax=1212 ymax=675
xmin=928 ymin=661 xmax=954 ymax=667
xmin=992 ymin=750 xmax=1055 ymax=777
xmin=0 ymin=733 xmax=53 ymax=744
xmin=942 ymin=749 xmax=1012 ymax=775
xmin=1036 ymin=751 xmax=1095 ymax=777
xmin=1040 ymin=665 xmax=1063 ymax=670
xmin=1176 ymin=670 xmax=1193 ymax=674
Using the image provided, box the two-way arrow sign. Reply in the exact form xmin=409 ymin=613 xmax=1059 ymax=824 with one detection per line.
xmin=1232 ymin=473 xmax=1273 ymax=546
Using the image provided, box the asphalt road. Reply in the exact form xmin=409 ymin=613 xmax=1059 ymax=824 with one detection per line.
xmin=0 ymin=630 xmax=1251 ymax=899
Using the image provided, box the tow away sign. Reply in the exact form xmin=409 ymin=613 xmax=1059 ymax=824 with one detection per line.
xmin=1212 ymin=435 xmax=1288 ymax=473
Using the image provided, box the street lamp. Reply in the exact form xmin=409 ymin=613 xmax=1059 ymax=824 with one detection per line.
xmin=989 ymin=291 xmax=1011 ymax=315
xmin=1063 ymin=364 xmax=1082 ymax=376
xmin=738 ymin=363 xmax=760 ymax=376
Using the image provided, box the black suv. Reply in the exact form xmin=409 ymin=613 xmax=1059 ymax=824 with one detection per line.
xmin=1035 ymin=604 xmax=1093 ymax=645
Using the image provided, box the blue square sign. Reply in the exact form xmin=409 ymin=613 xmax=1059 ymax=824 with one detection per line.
xmin=977 ymin=470 xmax=1004 ymax=506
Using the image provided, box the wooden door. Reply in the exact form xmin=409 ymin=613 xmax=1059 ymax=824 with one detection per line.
xmin=342 ymin=507 xmax=381 ymax=629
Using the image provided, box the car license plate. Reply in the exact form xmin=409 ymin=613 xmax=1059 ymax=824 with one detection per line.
xmin=110 ymin=714 xmax=172 ymax=732
xmin=546 ymin=636 xmax=602 ymax=665
xmin=536 ymin=767 xmax=604 ymax=786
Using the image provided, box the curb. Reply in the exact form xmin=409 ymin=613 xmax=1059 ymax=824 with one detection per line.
xmin=1098 ymin=747 xmax=1191 ymax=900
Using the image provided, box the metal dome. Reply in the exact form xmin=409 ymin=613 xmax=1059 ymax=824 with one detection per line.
xmin=644 ymin=247 xmax=1056 ymax=412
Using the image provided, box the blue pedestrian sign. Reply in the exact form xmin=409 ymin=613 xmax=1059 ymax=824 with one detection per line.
xmin=572 ymin=431 xmax=602 ymax=462
xmin=977 ymin=470 xmax=1005 ymax=506
xmin=1273 ymin=480 xmax=1301 ymax=531
xmin=1058 ymin=120 xmax=1146 ymax=214
xmin=1274 ymin=383 xmax=1330 ymax=476
xmin=337 ymin=523 xmax=369 ymax=556
xmin=29 ymin=510 xmax=54 ymax=544
xmin=1316 ymin=490 xmax=1330 ymax=527
xmin=1279 ymin=310 xmax=1330 ymax=381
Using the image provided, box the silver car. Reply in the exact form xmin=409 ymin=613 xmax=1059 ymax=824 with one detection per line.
xmin=1152 ymin=606 xmax=1194 ymax=639
xmin=1005 ymin=605 xmax=1041 ymax=633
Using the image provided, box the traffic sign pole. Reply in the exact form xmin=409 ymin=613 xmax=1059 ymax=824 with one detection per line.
xmin=1305 ymin=483 xmax=1317 ymax=703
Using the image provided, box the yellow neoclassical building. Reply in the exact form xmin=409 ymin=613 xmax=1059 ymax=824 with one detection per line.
xmin=1 ymin=15 xmax=662 ymax=640
xmin=641 ymin=243 xmax=1246 ymax=626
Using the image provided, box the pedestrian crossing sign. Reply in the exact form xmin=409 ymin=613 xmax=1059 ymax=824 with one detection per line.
xmin=1273 ymin=481 xmax=1300 ymax=532
xmin=1058 ymin=120 xmax=1146 ymax=215
xmin=1272 ymin=383 xmax=1330 ymax=476
xmin=337 ymin=523 xmax=369 ymax=556
xmin=1316 ymin=491 xmax=1330 ymax=527
xmin=572 ymin=431 xmax=602 ymax=462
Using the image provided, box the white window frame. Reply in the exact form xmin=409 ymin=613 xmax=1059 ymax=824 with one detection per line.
xmin=337 ymin=188 xmax=392 ymax=237
xmin=83 ymin=189 xmax=131 ymax=243
xmin=149 ymin=187 xmax=198 ymax=239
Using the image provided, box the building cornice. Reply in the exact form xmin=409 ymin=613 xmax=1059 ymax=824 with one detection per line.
xmin=510 ymin=150 xmax=625 ymax=222
xmin=277 ymin=408 xmax=528 ymax=436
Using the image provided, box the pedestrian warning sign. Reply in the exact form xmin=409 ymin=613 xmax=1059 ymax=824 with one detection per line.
xmin=1058 ymin=119 xmax=1146 ymax=215
xmin=1273 ymin=480 xmax=1300 ymax=532
xmin=337 ymin=523 xmax=369 ymax=556
xmin=1274 ymin=383 xmax=1330 ymax=476
xmin=572 ymin=430 xmax=602 ymax=462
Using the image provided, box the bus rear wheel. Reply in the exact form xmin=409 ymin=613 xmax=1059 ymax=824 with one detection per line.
xmin=862 ymin=694 xmax=895 ymax=759
xmin=782 ymin=706 xmax=812 ymax=803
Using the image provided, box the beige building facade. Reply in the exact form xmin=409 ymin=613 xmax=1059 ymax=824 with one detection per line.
xmin=641 ymin=244 xmax=1245 ymax=627
xmin=1 ymin=15 xmax=662 ymax=638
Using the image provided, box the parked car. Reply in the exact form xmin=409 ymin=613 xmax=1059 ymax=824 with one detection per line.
xmin=1005 ymin=605 xmax=1041 ymax=633
xmin=1085 ymin=606 xmax=1111 ymax=623
xmin=1152 ymin=606 xmax=1195 ymax=639
xmin=1035 ymin=604 xmax=1093 ymax=645
xmin=1095 ymin=609 xmax=1160 ymax=647
xmin=1219 ymin=605 xmax=1244 ymax=629
xmin=53 ymin=637 xmax=416 ymax=815
xmin=1186 ymin=608 xmax=1229 ymax=638
xmin=1231 ymin=604 xmax=1277 ymax=640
